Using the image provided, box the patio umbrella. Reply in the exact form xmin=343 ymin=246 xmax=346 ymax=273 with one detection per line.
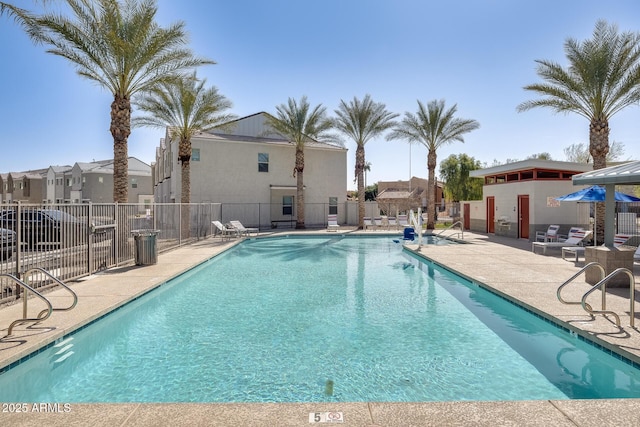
xmin=555 ymin=185 xmax=640 ymax=203
xmin=555 ymin=185 xmax=640 ymax=245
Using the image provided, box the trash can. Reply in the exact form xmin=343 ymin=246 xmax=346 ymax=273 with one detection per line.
xmin=131 ymin=229 xmax=160 ymax=265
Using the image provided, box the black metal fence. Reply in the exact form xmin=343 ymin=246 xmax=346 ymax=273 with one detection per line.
xmin=0 ymin=201 xmax=341 ymax=306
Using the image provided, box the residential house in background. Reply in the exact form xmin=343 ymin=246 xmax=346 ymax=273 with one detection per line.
xmin=2 ymin=158 xmax=152 ymax=204
xmin=153 ymin=112 xmax=348 ymax=227
xmin=68 ymin=158 xmax=152 ymax=203
xmin=376 ymin=177 xmax=444 ymax=216
xmin=5 ymin=170 xmax=46 ymax=203
xmin=0 ymin=174 xmax=8 ymax=203
xmin=44 ymin=165 xmax=72 ymax=203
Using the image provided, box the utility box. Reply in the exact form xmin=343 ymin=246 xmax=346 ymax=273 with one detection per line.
xmin=131 ymin=229 xmax=160 ymax=265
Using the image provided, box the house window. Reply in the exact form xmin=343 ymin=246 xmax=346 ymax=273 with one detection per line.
xmin=192 ymin=148 xmax=200 ymax=161
xmin=329 ymin=197 xmax=338 ymax=215
xmin=258 ymin=153 xmax=269 ymax=172
xmin=131 ymin=178 xmax=138 ymax=189
xmin=66 ymin=178 xmax=72 ymax=187
xmin=283 ymin=196 xmax=293 ymax=215
xmin=98 ymin=176 xmax=104 ymax=184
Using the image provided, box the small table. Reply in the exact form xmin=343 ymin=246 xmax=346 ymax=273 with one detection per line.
xmin=562 ymin=246 xmax=585 ymax=262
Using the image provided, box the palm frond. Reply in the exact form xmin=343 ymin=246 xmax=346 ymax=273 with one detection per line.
xmin=334 ymin=94 xmax=398 ymax=147
xmin=518 ymin=19 xmax=640 ymax=123
xmin=264 ymin=96 xmax=335 ymax=147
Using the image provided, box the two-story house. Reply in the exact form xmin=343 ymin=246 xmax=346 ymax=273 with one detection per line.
xmin=153 ymin=112 xmax=348 ymax=228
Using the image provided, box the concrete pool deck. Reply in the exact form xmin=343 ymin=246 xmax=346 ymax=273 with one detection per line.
xmin=2 ymin=229 xmax=640 ymax=426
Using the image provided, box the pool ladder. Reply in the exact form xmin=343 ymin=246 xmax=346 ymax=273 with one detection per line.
xmin=435 ymin=221 xmax=464 ymax=240
xmin=1 ymin=268 xmax=78 ymax=337
xmin=557 ymin=262 xmax=635 ymax=328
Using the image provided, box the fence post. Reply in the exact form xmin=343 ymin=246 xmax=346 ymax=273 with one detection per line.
xmin=15 ymin=202 xmax=22 ymax=295
xmin=114 ymin=203 xmax=119 ymax=267
xmin=88 ymin=202 xmax=93 ymax=274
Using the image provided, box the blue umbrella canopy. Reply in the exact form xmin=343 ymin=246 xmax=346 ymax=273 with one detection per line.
xmin=555 ymin=185 xmax=640 ymax=202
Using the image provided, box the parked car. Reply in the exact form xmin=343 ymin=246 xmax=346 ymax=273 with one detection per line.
xmin=0 ymin=208 xmax=87 ymax=250
xmin=1 ymin=227 xmax=16 ymax=260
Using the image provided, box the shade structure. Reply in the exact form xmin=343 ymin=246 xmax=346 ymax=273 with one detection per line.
xmin=555 ymin=185 xmax=640 ymax=202
xmin=556 ymin=185 xmax=640 ymax=245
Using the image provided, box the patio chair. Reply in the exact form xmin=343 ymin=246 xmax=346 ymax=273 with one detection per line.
xmin=397 ymin=215 xmax=409 ymax=228
xmin=229 ymin=220 xmax=259 ymax=236
xmin=532 ymin=229 xmax=591 ymax=255
xmin=562 ymin=233 xmax=632 ymax=262
xmin=212 ymin=221 xmax=237 ymax=240
xmin=363 ymin=217 xmax=374 ymax=231
xmin=535 ymin=224 xmax=560 ymax=242
xmin=387 ymin=216 xmax=398 ymax=230
xmin=327 ymin=214 xmax=339 ymax=232
xmin=373 ymin=216 xmax=383 ymax=229
xmin=557 ymin=226 xmax=584 ymax=242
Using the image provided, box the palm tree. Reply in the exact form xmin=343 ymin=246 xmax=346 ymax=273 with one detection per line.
xmin=517 ymin=20 xmax=640 ymax=243
xmin=264 ymin=96 xmax=335 ymax=229
xmin=387 ymin=99 xmax=479 ymax=230
xmin=14 ymin=0 xmax=213 ymax=203
xmin=133 ymin=72 xmax=236 ymax=237
xmin=363 ymin=161 xmax=371 ymax=188
xmin=334 ymin=95 xmax=398 ymax=229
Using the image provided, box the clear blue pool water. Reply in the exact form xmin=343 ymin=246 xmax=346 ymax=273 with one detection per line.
xmin=1 ymin=235 xmax=640 ymax=402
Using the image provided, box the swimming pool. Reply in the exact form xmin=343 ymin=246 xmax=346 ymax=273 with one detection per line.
xmin=1 ymin=235 xmax=639 ymax=402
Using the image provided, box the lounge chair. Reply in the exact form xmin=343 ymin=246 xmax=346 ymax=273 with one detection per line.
xmin=327 ymin=214 xmax=339 ymax=232
xmin=373 ymin=216 xmax=383 ymax=229
xmin=557 ymin=226 xmax=584 ymax=242
xmin=535 ymin=224 xmax=560 ymax=242
xmin=532 ymin=229 xmax=591 ymax=255
xmin=363 ymin=217 xmax=374 ymax=231
xmin=562 ymin=233 xmax=631 ymax=262
xmin=212 ymin=220 xmax=237 ymax=240
xmin=229 ymin=220 xmax=259 ymax=236
xmin=387 ymin=216 xmax=398 ymax=230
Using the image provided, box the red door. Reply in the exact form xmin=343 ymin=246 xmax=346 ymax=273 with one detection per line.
xmin=486 ymin=197 xmax=495 ymax=233
xmin=518 ymin=195 xmax=530 ymax=239
xmin=463 ymin=203 xmax=470 ymax=230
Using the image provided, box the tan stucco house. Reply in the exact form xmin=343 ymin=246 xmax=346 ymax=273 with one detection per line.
xmin=152 ymin=112 xmax=348 ymax=228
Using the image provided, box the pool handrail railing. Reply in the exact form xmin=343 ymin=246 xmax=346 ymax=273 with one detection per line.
xmin=0 ymin=273 xmax=53 ymax=336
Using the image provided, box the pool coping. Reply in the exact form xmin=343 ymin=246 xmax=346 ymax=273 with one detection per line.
xmin=405 ymin=246 xmax=640 ymax=369
xmin=2 ymin=229 xmax=640 ymax=426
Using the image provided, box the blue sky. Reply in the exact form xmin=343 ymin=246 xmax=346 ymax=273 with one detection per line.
xmin=1 ymin=0 xmax=640 ymax=190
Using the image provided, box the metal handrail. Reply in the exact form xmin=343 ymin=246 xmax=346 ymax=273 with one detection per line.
xmin=557 ymin=262 xmax=605 ymax=312
xmin=23 ymin=268 xmax=78 ymax=319
xmin=581 ymin=267 xmax=635 ymax=328
xmin=409 ymin=209 xmax=423 ymax=248
xmin=0 ymin=273 xmax=53 ymax=336
xmin=435 ymin=221 xmax=464 ymax=240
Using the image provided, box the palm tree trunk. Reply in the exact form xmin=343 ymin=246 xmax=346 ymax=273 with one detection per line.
xmin=426 ymin=149 xmax=437 ymax=230
xmin=356 ymin=145 xmax=365 ymax=229
xmin=179 ymin=136 xmax=192 ymax=239
xmin=590 ymin=118 xmax=610 ymax=244
xmin=295 ymin=146 xmax=305 ymax=229
xmin=110 ymin=94 xmax=131 ymax=203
